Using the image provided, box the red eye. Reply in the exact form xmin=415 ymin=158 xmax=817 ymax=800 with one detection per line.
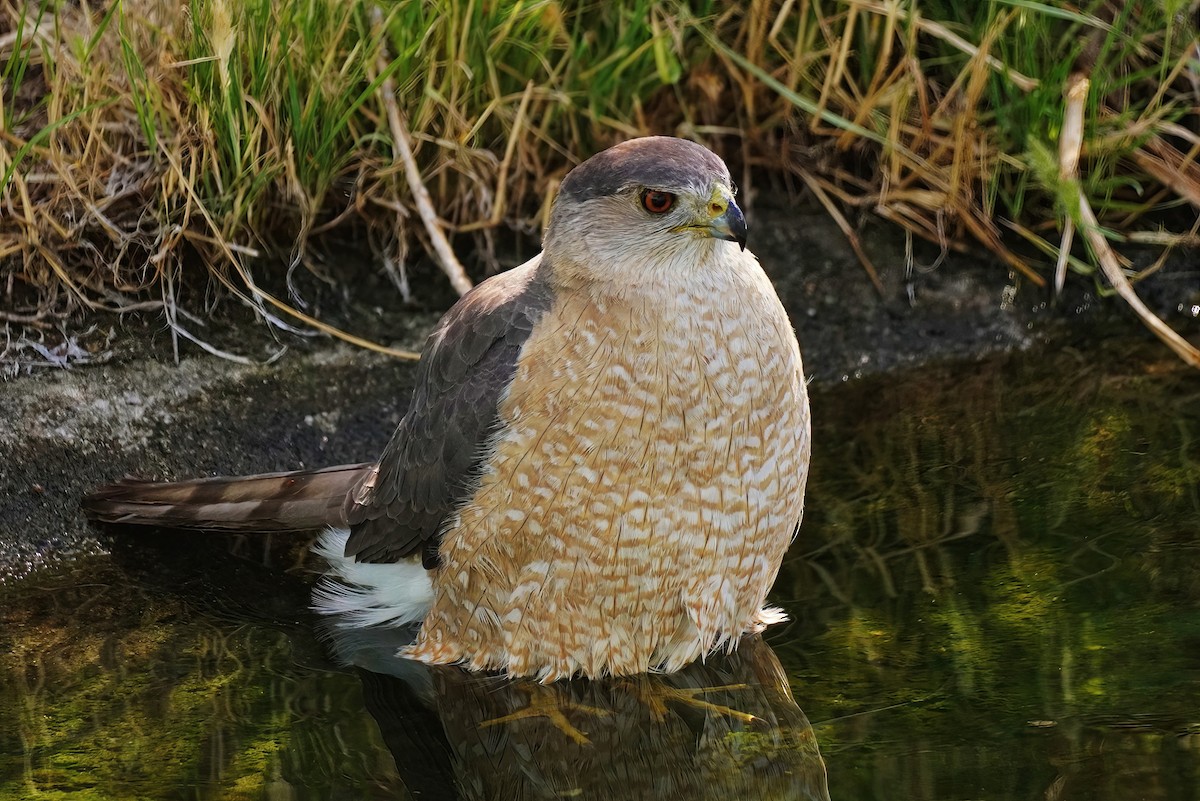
xmin=641 ymin=190 xmax=676 ymax=214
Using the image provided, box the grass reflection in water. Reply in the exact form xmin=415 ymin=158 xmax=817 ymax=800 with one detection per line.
xmin=1 ymin=343 xmax=1197 ymax=800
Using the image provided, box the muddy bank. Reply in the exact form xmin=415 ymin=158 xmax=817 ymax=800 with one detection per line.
xmin=1 ymin=203 xmax=1196 ymax=582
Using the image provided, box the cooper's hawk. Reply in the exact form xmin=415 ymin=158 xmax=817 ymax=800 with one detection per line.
xmin=85 ymin=136 xmax=811 ymax=681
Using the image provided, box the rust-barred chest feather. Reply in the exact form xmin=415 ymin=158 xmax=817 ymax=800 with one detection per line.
xmin=407 ymin=265 xmax=811 ymax=680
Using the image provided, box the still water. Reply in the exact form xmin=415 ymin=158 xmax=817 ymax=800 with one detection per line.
xmin=2 ymin=344 xmax=1198 ymax=800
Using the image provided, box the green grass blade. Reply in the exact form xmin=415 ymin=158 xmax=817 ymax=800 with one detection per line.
xmin=1 ymin=98 xmax=118 ymax=195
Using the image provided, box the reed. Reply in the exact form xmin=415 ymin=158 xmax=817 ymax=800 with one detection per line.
xmin=1 ymin=0 xmax=1196 ymax=360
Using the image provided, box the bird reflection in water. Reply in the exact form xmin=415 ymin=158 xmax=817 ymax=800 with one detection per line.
xmin=324 ymin=624 xmax=832 ymax=801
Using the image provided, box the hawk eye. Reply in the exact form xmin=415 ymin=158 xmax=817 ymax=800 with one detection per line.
xmin=641 ymin=190 xmax=676 ymax=214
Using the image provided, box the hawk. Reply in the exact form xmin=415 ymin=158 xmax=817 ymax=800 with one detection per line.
xmin=85 ymin=136 xmax=812 ymax=681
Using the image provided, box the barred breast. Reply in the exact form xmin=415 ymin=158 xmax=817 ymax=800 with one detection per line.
xmin=405 ymin=252 xmax=810 ymax=680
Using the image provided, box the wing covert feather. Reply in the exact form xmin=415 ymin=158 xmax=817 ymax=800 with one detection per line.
xmin=344 ymin=258 xmax=553 ymax=567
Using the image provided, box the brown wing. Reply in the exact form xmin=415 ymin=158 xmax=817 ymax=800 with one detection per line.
xmin=344 ymin=258 xmax=554 ymax=568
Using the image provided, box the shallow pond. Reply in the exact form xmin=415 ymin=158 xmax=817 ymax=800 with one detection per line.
xmin=2 ymin=343 xmax=1198 ymax=800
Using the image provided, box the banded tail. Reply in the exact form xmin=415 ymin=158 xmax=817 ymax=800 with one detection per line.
xmin=82 ymin=463 xmax=372 ymax=532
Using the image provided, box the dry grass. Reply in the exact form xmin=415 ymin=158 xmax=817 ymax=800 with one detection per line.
xmin=2 ymin=0 xmax=1198 ymax=362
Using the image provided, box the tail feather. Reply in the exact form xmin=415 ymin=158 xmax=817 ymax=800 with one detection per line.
xmin=82 ymin=463 xmax=372 ymax=532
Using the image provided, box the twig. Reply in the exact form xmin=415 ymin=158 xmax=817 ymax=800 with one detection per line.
xmin=370 ymin=6 xmax=473 ymax=297
xmin=1077 ymin=191 xmax=1200 ymax=369
xmin=0 ymin=310 xmax=55 ymax=329
xmin=167 ymin=318 xmax=272 ymax=366
xmin=1063 ymin=78 xmax=1199 ymax=368
xmin=1055 ymin=73 xmax=1087 ymax=297
xmin=800 ymin=171 xmax=885 ymax=294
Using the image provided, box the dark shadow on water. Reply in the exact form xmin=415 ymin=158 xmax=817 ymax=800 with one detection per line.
xmin=1 ymin=341 xmax=1198 ymax=800
xmin=331 ymin=624 xmax=829 ymax=801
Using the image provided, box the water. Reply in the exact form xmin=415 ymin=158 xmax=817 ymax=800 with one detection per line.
xmin=2 ymin=344 xmax=1197 ymax=800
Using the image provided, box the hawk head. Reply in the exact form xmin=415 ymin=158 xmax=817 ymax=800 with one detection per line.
xmin=542 ymin=137 xmax=747 ymax=287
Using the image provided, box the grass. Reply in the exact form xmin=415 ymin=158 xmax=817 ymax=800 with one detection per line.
xmin=1 ymin=0 xmax=1197 ymax=362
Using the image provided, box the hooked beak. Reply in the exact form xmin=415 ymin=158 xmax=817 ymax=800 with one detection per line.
xmin=708 ymin=198 xmax=748 ymax=251
xmin=668 ymin=185 xmax=749 ymax=250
